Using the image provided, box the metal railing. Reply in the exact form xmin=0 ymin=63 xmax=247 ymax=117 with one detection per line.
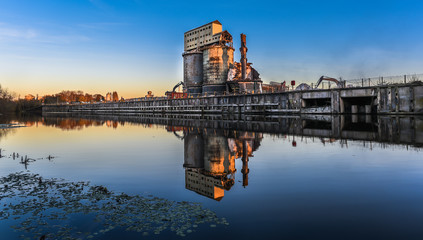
xmin=314 ymin=73 xmax=422 ymax=90
xmin=344 ymin=73 xmax=422 ymax=88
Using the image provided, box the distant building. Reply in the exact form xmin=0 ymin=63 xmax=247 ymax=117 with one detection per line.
xmin=93 ymin=94 xmax=104 ymax=102
xmin=112 ymin=91 xmax=119 ymax=102
xmin=105 ymin=92 xmax=112 ymax=102
xmin=24 ymin=94 xmax=35 ymax=101
xmin=145 ymin=91 xmax=154 ymax=98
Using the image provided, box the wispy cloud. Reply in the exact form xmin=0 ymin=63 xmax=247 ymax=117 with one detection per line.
xmin=0 ymin=27 xmax=38 ymax=40
xmin=77 ymin=22 xmax=128 ymax=30
xmin=0 ymin=24 xmax=90 ymax=44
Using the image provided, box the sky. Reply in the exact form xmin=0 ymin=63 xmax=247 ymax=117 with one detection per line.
xmin=0 ymin=0 xmax=422 ymax=98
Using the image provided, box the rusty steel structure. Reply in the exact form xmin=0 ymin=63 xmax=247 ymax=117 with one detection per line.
xmin=181 ymin=20 xmax=262 ymax=96
xmin=315 ymin=76 xmax=346 ymax=89
xmin=240 ymin=34 xmax=247 ymax=81
xmin=202 ymin=45 xmax=234 ymax=94
xmin=165 ymin=81 xmax=188 ymax=99
xmin=182 ymin=20 xmax=235 ymax=96
xmin=182 ymin=52 xmax=203 ymax=96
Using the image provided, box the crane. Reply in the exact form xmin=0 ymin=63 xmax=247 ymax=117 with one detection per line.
xmin=315 ymin=76 xmax=345 ymax=89
xmin=172 ymin=81 xmax=185 ymax=92
xmin=165 ymin=81 xmax=187 ymax=99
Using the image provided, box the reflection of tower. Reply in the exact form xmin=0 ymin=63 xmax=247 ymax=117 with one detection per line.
xmin=241 ymin=140 xmax=249 ymax=187
xmin=185 ymin=169 xmax=225 ymax=201
xmin=204 ymin=133 xmax=235 ymax=176
xmin=184 ymin=128 xmax=225 ymax=200
xmin=204 ymin=131 xmax=236 ymax=191
xmin=183 ymin=128 xmax=262 ymax=201
xmin=228 ymin=132 xmax=262 ymax=188
xmin=183 ymin=129 xmax=235 ymax=201
xmin=184 ymin=130 xmax=204 ymax=168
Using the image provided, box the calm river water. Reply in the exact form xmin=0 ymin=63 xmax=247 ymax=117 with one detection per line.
xmin=0 ymin=114 xmax=422 ymax=240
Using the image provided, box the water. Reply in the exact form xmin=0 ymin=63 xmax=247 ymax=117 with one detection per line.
xmin=0 ymin=114 xmax=422 ymax=240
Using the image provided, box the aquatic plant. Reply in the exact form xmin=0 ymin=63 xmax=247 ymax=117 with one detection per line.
xmin=0 ymin=172 xmax=228 ymax=239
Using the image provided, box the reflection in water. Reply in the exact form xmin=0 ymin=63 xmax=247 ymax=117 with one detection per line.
xmin=0 ymin=127 xmax=17 ymax=141
xmin=2 ymin=114 xmax=422 ymax=201
xmin=183 ymin=129 xmax=262 ymax=200
xmin=0 ymin=114 xmax=422 ymax=239
xmin=6 ymin=114 xmax=422 ymax=149
xmin=0 ymin=151 xmax=56 ymax=170
xmin=4 ymin=116 xmax=121 ymax=131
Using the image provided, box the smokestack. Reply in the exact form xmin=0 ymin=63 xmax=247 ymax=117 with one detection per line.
xmin=240 ymin=34 xmax=247 ymax=81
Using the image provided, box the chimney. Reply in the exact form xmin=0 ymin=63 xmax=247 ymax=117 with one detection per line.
xmin=240 ymin=34 xmax=248 ymax=80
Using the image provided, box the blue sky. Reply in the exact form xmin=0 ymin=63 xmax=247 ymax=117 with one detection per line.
xmin=0 ymin=0 xmax=422 ymax=98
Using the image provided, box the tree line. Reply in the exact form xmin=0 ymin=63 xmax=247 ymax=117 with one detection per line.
xmin=0 ymin=86 xmax=120 ymax=114
xmin=0 ymin=84 xmax=17 ymax=114
xmin=41 ymin=90 xmax=120 ymax=104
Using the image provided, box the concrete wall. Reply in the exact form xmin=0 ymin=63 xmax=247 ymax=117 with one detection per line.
xmin=398 ymin=87 xmax=412 ymax=112
xmin=414 ymin=86 xmax=423 ymax=113
xmin=43 ymin=84 xmax=423 ymax=115
xmin=340 ymin=88 xmax=377 ymax=98
xmin=302 ymin=91 xmax=331 ymax=99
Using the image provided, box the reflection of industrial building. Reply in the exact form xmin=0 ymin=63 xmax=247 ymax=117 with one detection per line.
xmin=183 ymin=20 xmax=262 ymax=96
xmin=183 ymin=128 xmax=262 ymax=201
xmin=185 ymin=170 xmax=225 ymax=200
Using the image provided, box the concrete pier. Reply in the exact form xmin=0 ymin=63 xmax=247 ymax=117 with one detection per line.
xmin=43 ymin=83 xmax=423 ymax=115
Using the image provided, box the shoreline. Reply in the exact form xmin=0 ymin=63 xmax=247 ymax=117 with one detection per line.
xmin=0 ymin=123 xmax=25 ymax=129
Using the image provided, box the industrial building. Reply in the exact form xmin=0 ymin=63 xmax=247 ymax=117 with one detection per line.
xmin=182 ymin=20 xmax=262 ymax=96
xmin=183 ymin=20 xmax=227 ymax=51
xmin=42 ymin=21 xmax=423 ymax=116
